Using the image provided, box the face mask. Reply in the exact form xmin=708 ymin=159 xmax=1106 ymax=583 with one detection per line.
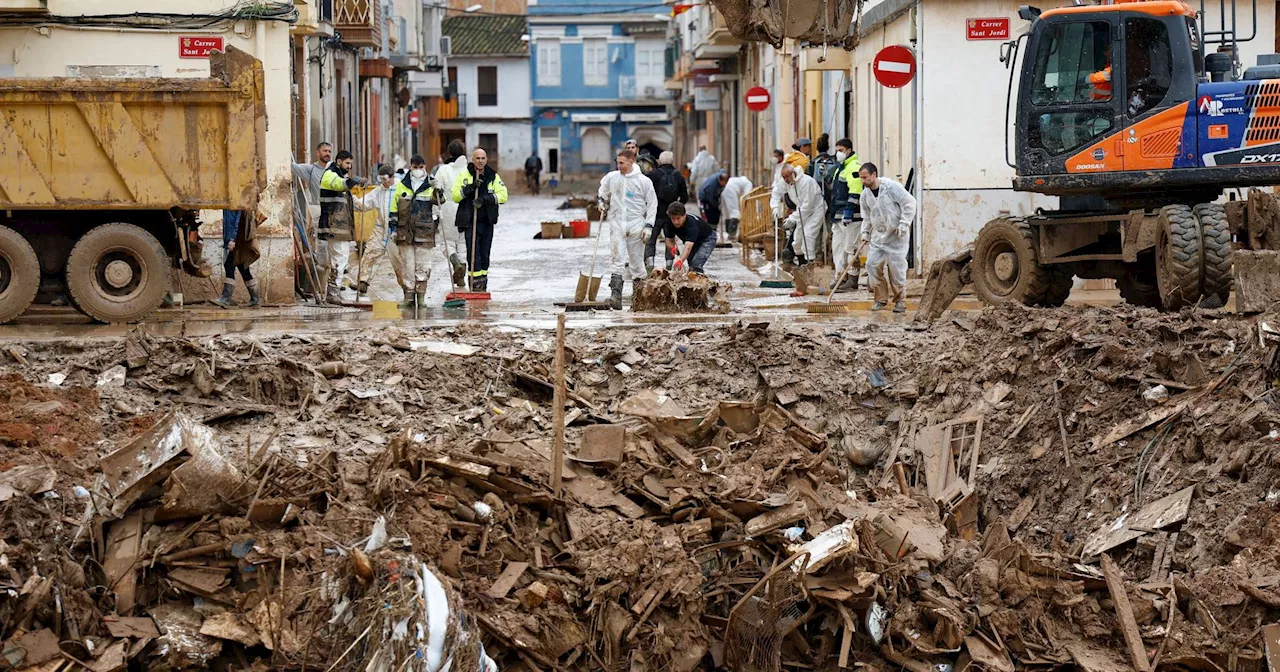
xmin=836 ymin=151 xmax=849 ymax=163
xmin=411 ymin=169 xmax=426 ymax=180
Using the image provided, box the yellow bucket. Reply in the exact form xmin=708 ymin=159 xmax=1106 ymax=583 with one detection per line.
xmin=351 ymin=185 xmax=376 ymax=243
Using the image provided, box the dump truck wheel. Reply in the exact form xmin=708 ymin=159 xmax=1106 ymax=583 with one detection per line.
xmin=1194 ymin=202 xmax=1232 ymax=306
xmin=66 ymin=223 xmax=170 ymax=323
xmin=0 ymin=225 xmax=40 ymax=324
xmin=1117 ymin=268 xmax=1162 ymax=308
xmin=1155 ymin=205 xmax=1202 ymax=310
xmin=972 ymin=217 xmax=1069 ymax=307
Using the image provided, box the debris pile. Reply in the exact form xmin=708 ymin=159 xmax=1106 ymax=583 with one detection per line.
xmin=632 ymin=270 xmax=730 ymax=313
xmin=1 ymin=306 xmax=1280 ymax=671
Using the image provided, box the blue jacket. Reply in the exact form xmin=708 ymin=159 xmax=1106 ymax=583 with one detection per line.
xmin=698 ymin=174 xmax=724 ymax=208
xmin=222 ymin=210 xmax=242 ymax=246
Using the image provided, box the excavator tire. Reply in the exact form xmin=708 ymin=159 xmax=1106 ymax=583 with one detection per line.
xmin=1155 ymin=204 xmax=1202 ymax=311
xmin=971 ymin=217 xmax=1072 ymax=307
xmin=1194 ymin=202 xmax=1232 ymax=308
xmin=66 ymin=223 xmax=170 ymax=324
xmin=0 ymin=224 xmax=40 ymax=324
xmin=1117 ymin=264 xmax=1162 ymax=309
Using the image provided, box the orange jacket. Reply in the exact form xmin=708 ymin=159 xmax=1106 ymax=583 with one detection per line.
xmin=1089 ymin=66 xmax=1112 ymax=100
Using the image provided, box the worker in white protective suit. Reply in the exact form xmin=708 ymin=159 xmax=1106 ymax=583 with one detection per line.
xmin=772 ymin=164 xmax=825 ymax=266
xmin=432 ymin=139 xmax=470 ymax=288
xmin=858 ymin=162 xmax=917 ymax=313
xmin=598 ymin=148 xmax=658 ymax=310
xmin=352 ymin=164 xmax=406 ymax=303
xmin=719 ymin=175 xmax=753 ymax=241
xmin=687 ymin=147 xmax=719 ymax=214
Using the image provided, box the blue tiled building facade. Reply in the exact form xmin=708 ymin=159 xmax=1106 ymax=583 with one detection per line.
xmin=529 ymin=0 xmax=673 ymax=178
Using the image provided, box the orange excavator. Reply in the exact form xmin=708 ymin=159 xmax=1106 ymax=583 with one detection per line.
xmin=965 ymin=0 xmax=1280 ymax=310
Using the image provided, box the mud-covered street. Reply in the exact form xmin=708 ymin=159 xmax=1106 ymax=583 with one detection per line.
xmin=2 ymin=300 xmax=1278 ymax=672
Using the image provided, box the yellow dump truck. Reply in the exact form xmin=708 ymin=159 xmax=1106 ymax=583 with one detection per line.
xmin=0 ymin=47 xmax=265 ymax=323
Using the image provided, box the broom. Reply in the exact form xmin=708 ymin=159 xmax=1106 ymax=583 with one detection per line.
xmin=759 ymin=216 xmax=793 ymax=289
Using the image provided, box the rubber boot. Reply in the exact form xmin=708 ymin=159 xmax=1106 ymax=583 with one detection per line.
xmin=399 ymin=287 xmax=415 ymax=308
xmin=449 ymin=253 xmax=466 ymax=287
xmin=414 ymin=279 xmax=428 ymax=308
xmin=473 ymin=276 xmax=488 ymax=293
xmin=245 ymin=279 xmax=261 ymax=307
xmin=213 ymin=281 xmax=235 ymax=309
xmin=893 ymin=301 xmax=907 ymax=314
xmin=609 ymin=273 xmax=624 ymax=310
xmin=356 ymin=280 xmax=369 ymax=300
xmin=326 ymin=283 xmax=343 ymax=304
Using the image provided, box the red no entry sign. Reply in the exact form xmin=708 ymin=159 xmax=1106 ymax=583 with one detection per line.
xmin=745 ymin=86 xmax=771 ymax=112
xmin=873 ymin=45 xmax=916 ymax=88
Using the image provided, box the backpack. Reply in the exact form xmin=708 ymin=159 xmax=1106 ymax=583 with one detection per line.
xmin=655 ymin=168 xmax=682 ymax=204
xmin=812 ymin=154 xmax=838 ymax=194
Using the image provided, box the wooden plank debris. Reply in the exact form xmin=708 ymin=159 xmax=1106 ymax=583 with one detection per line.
xmin=1083 ymin=486 xmax=1194 ymax=557
xmin=1101 ymin=553 xmax=1152 ymax=672
xmin=487 ymin=562 xmax=530 ymax=599
xmin=746 ymin=501 xmax=808 ymax=537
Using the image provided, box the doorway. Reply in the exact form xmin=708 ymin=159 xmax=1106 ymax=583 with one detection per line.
xmin=539 ymin=126 xmax=561 ymax=175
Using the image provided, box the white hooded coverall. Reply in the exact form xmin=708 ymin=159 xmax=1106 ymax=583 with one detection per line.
xmin=720 ymin=176 xmax=753 ymax=221
xmin=433 ymin=155 xmax=470 ymax=249
xmin=773 ymin=172 xmax=826 ymax=261
xmin=598 ymin=164 xmax=658 ymax=282
xmin=354 ymin=185 xmax=406 ymax=297
xmin=859 ymin=178 xmax=917 ymax=304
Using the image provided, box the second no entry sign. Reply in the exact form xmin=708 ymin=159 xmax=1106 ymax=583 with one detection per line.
xmin=873 ymin=45 xmax=916 ymax=88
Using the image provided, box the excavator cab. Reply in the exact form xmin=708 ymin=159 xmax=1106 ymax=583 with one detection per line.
xmin=1014 ymin=2 xmax=1210 ymax=201
xmin=1011 ymin=0 xmax=1280 ymax=202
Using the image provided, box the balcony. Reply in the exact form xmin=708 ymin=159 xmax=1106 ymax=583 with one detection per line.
xmin=334 ymin=0 xmax=381 ymax=48
xmin=692 ymin=5 xmax=742 ymax=59
xmin=292 ymin=0 xmax=334 ymax=37
xmin=439 ymin=93 xmax=467 ymax=121
xmin=619 ymin=76 xmax=671 ymax=102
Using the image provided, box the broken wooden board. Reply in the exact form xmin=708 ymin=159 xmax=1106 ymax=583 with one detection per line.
xmin=1082 ymin=485 xmax=1194 ymax=557
xmin=652 ymin=432 xmax=697 ymax=468
xmin=1101 ymin=553 xmax=1152 ymax=672
xmin=965 ymin=634 xmax=1014 ymax=672
xmin=99 ymin=411 xmax=190 ymax=514
xmin=103 ymin=616 xmax=161 ymax=639
xmin=103 ymin=511 xmax=145 ymax=615
xmin=564 ymin=473 xmax=645 ymax=519
xmin=1090 ymin=400 xmax=1190 ymax=452
xmin=746 ymin=500 xmax=808 ymax=537
xmin=487 ymin=562 xmax=530 ymax=599
xmin=573 ymin=424 xmax=626 ymax=468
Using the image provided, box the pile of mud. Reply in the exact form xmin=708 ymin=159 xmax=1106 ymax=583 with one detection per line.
xmin=632 ymin=269 xmax=730 ymax=313
xmin=1 ymin=306 xmax=1279 ymax=672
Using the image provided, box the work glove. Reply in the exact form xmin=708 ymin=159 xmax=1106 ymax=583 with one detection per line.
xmin=641 ymin=226 xmax=652 ymax=244
xmin=783 ymin=216 xmax=798 ymax=232
xmin=673 ymin=258 xmax=685 ymax=271
xmin=461 ymin=183 xmax=477 ymax=200
xmin=668 ymin=246 xmax=678 ymax=259
xmin=897 ymin=224 xmax=909 ymax=238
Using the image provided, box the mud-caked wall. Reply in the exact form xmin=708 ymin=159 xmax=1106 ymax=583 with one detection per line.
xmin=0 ymin=0 xmax=298 ymax=304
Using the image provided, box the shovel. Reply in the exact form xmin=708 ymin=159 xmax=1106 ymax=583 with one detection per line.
xmin=575 ymin=209 xmax=604 ymax=302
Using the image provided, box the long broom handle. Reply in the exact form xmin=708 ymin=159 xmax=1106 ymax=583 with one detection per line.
xmin=587 ymin=197 xmax=605 ymax=279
